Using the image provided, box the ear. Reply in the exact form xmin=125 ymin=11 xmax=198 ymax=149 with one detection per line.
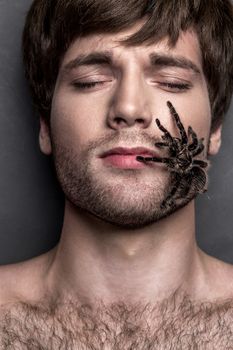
xmin=39 ymin=117 xmax=52 ymax=155
xmin=208 ymin=124 xmax=222 ymax=156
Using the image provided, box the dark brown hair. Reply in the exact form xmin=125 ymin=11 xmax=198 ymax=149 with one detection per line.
xmin=22 ymin=0 xmax=233 ymax=131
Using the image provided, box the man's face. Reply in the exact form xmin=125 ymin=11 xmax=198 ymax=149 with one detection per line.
xmin=40 ymin=22 xmax=221 ymax=229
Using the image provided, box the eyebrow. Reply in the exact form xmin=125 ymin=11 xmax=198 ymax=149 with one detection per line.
xmin=61 ymin=51 xmax=113 ymax=76
xmin=61 ymin=50 xmax=201 ymax=76
xmin=149 ymin=53 xmax=201 ymax=74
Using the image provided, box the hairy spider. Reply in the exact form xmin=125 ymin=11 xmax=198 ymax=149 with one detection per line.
xmin=137 ymin=101 xmax=209 ymax=209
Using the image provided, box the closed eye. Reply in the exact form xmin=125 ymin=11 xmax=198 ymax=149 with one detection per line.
xmin=158 ymin=82 xmax=191 ymax=92
xmin=72 ymin=81 xmax=106 ymax=90
xmin=72 ymin=80 xmax=191 ymax=92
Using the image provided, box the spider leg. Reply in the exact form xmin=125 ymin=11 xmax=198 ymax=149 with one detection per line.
xmin=155 ymin=118 xmax=179 ymax=156
xmin=155 ymin=118 xmax=174 ymax=143
xmin=187 ymin=126 xmax=198 ymax=151
xmin=154 ymin=142 xmax=170 ymax=148
xmin=176 ymin=174 xmax=193 ymax=199
xmin=136 ymin=156 xmax=171 ymax=164
xmin=192 ymin=139 xmax=205 ymax=157
xmin=167 ymin=101 xmax=188 ymax=144
xmin=161 ymin=174 xmax=182 ymax=209
xmin=192 ymin=159 xmax=208 ymax=168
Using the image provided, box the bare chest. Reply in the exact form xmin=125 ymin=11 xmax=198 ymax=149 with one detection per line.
xmin=0 ymin=298 xmax=233 ymax=350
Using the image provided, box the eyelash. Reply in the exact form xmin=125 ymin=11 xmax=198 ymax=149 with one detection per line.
xmin=72 ymin=81 xmax=191 ymax=91
xmin=73 ymin=81 xmax=104 ymax=89
xmin=159 ymin=82 xmax=191 ymax=91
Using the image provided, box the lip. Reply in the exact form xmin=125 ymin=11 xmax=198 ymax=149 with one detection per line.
xmin=99 ymin=147 xmax=159 ymax=169
xmin=99 ymin=147 xmax=159 ymax=158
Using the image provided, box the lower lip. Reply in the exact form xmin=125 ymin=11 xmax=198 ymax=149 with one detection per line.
xmin=101 ymin=154 xmax=152 ymax=169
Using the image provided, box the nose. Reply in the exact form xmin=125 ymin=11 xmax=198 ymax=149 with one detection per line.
xmin=107 ymin=72 xmax=153 ymax=130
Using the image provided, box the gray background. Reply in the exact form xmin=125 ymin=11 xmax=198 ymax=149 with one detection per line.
xmin=0 ymin=1 xmax=232 ymax=265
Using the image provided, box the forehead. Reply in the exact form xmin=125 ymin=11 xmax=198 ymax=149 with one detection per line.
xmin=60 ymin=22 xmax=203 ymax=73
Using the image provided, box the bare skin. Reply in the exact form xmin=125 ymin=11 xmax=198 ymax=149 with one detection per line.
xmin=0 ymin=252 xmax=233 ymax=349
xmin=0 ymin=22 xmax=232 ymax=348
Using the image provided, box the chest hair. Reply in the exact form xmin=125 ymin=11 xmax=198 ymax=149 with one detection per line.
xmin=0 ymin=292 xmax=233 ymax=349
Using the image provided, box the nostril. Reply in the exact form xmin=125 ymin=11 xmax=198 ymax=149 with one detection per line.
xmin=136 ymin=119 xmax=144 ymax=124
xmin=115 ymin=117 xmax=125 ymax=125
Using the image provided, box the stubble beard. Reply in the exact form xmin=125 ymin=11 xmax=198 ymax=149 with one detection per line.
xmin=50 ymin=140 xmax=196 ymax=230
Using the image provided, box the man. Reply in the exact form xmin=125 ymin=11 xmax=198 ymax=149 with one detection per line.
xmin=0 ymin=0 xmax=232 ymax=348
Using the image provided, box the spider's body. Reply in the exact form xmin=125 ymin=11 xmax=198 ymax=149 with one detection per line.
xmin=137 ymin=101 xmax=209 ymax=208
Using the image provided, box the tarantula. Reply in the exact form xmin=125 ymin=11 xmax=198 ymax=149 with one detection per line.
xmin=137 ymin=101 xmax=209 ymax=209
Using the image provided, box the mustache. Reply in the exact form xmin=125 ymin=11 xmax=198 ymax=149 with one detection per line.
xmin=84 ymin=130 xmax=163 ymax=154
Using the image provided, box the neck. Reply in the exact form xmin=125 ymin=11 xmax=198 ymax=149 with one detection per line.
xmin=45 ymin=200 xmax=205 ymax=305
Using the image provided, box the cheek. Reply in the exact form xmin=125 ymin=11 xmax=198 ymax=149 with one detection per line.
xmin=179 ymin=90 xmax=211 ymax=139
xmin=197 ymin=111 xmax=211 ymax=143
xmin=191 ymin=107 xmax=211 ymax=137
xmin=50 ymin=91 xmax=105 ymax=148
xmin=189 ymin=107 xmax=211 ymax=154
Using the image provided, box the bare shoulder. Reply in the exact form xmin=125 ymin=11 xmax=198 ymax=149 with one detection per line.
xmin=0 ymin=250 xmax=232 ymax=348
xmin=198 ymin=249 xmax=233 ymax=302
xmin=0 ymin=247 xmax=56 ymax=309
